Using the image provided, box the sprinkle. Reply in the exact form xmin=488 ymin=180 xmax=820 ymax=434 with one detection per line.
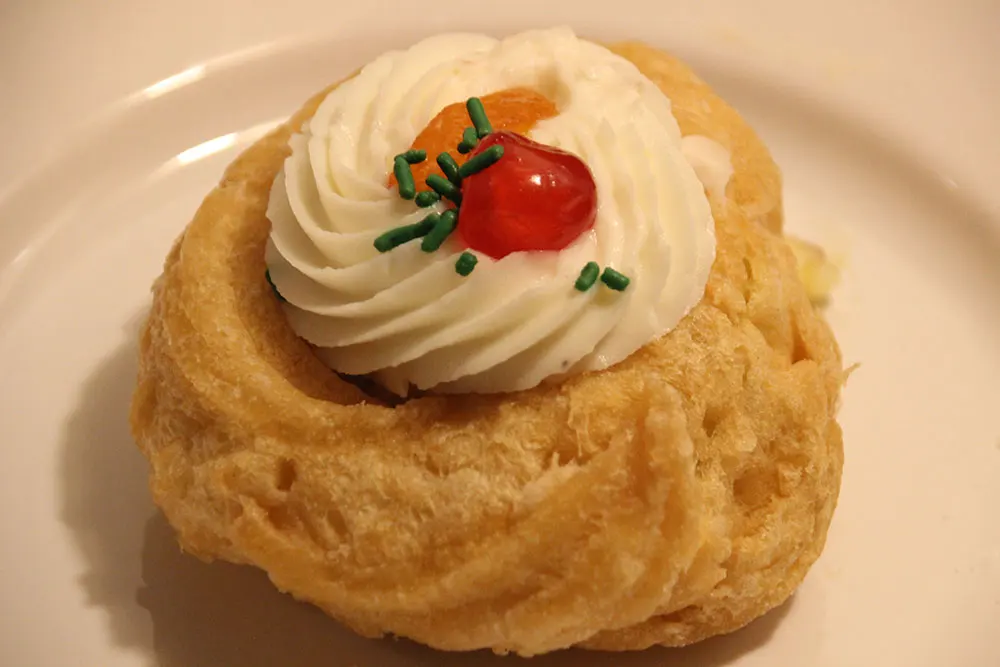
xmin=574 ymin=262 xmax=600 ymax=292
xmin=436 ymin=152 xmax=462 ymax=186
xmin=393 ymin=156 xmax=416 ymax=200
xmin=458 ymin=145 xmax=504 ymax=179
xmin=265 ymin=269 xmax=287 ymax=302
xmin=466 ymin=97 xmax=492 ymax=138
xmin=414 ymin=190 xmax=441 ymax=207
xmin=457 ymin=126 xmax=479 ymax=154
xmin=421 ymin=210 xmax=458 ymax=252
xmin=399 ymin=149 xmax=427 ymax=164
xmin=426 ymin=174 xmax=463 ymax=205
xmin=600 ymin=267 xmax=631 ymax=291
xmin=373 ymin=215 xmax=438 ymax=252
xmin=455 ymin=252 xmax=478 ymax=276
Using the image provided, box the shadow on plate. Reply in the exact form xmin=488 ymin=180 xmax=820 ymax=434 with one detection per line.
xmin=61 ymin=330 xmax=790 ymax=667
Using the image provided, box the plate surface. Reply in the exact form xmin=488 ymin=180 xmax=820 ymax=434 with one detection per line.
xmin=1 ymin=2 xmax=998 ymax=666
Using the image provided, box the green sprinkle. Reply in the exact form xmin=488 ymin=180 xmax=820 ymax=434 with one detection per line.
xmin=421 ymin=210 xmax=458 ymax=252
xmin=458 ymin=144 xmax=504 ymax=179
xmin=600 ymin=267 xmax=631 ymax=291
xmin=265 ymin=269 xmax=287 ymax=302
xmin=426 ymin=174 xmax=463 ymax=205
xmin=457 ymin=126 xmax=478 ymax=154
xmin=393 ymin=156 xmax=416 ymax=200
xmin=414 ymin=190 xmax=441 ymax=207
xmin=436 ymin=152 xmax=462 ymax=186
xmin=574 ymin=262 xmax=600 ymax=292
xmin=373 ymin=215 xmax=438 ymax=252
xmin=466 ymin=97 xmax=492 ymax=138
xmin=455 ymin=252 xmax=478 ymax=276
xmin=399 ymin=149 xmax=427 ymax=164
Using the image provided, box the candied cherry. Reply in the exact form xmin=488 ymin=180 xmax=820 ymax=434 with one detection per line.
xmin=457 ymin=132 xmax=597 ymax=259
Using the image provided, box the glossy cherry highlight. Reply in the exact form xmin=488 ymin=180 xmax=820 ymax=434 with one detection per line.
xmin=457 ymin=132 xmax=597 ymax=259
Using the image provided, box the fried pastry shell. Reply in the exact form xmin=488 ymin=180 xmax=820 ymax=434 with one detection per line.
xmin=130 ymin=41 xmax=843 ymax=656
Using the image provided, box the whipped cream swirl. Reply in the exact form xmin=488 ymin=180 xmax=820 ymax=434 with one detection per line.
xmin=265 ymin=28 xmax=719 ymax=395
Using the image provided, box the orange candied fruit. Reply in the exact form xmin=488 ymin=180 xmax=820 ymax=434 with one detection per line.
xmin=388 ymin=87 xmax=558 ymax=188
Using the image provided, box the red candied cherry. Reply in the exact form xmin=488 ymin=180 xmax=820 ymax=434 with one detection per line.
xmin=457 ymin=131 xmax=598 ymax=259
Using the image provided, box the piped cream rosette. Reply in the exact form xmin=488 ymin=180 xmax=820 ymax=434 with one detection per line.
xmin=265 ymin=28 xmax=725 ymax=394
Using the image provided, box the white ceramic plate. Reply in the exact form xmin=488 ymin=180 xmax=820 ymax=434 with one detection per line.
xmin=1 ymin=2 xmax=998 ymax=666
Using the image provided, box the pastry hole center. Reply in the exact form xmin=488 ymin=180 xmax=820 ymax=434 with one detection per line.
xmin=703 ymin=405 xmax=724 ymax=439
xmin=733 ymin=465 xmax=778 ymax=510
xmin=791 ymin=320 xmax=811 ymax=364
xmin=276 ymin=458 xmax=297 ymax=492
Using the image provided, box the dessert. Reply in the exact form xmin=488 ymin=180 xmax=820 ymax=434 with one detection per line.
xmin=131 ymin=28 xmax=844 ymax=656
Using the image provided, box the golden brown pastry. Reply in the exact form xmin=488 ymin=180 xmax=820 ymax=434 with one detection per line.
xmin=130 ymin=33 xmax=843 ymax=656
